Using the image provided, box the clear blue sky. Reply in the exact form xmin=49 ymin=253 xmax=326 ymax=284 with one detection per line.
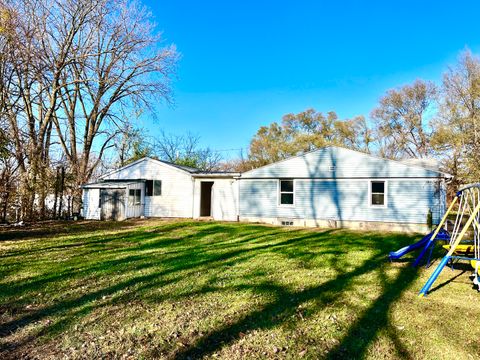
xmin=143 ymin=0 xmax=480 ymax=158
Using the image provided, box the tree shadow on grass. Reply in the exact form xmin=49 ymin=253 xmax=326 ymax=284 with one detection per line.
xmin=169 ymin=231 xmax=419 ymax=359
xmin=0 ymin=221 xmax=419 ymax=359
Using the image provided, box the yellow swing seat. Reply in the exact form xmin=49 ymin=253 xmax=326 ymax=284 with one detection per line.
xmin=442 ymin=244 xmax=478 ymax=269
xmin=442 ymin=244 xmax=475 ymax=254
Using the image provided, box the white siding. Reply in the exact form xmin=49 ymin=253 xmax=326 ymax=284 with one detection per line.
xmin=103 ymin=158 xmax=195 ymax=218
xmin=212 ymin=179 xmax=238 ymax=221
xmin=83 ymin=188 xmax=100 ymax=220
xmin=144 ymin=175 xmax=194 ymax=217
xmin=192 ymin=179 xmax=238 ymax=221
xmin=126 ymin=183 xmax=144 ymax=218
xmin=239 ymin=178 xmax=445 ymax=225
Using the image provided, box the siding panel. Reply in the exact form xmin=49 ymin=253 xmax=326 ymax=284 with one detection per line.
xmin=239 ymin=179 xmax=443 ymax=225
xmin=83 ymin=188 xmax=101 ymax=220
xmin=103 ymin=158 xmax=194 ymax=218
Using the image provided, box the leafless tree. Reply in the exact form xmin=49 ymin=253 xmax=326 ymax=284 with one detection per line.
xmin=0 ymin=0 xmax=178 ymax=218
xmin=154 ymin=131 xmax=223 ymax=171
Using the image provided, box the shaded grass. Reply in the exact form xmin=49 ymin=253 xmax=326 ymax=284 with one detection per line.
xmin=0 ymin=219 xmax=479 ymax=359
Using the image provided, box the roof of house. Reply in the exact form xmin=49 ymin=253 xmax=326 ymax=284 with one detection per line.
xmin=82 ymin=180 xmax=141 ymax=189
xmin=97 ymin=157 xmax=238 ymax=180
xmin=239 ymin=145 xmax=452 ymax=179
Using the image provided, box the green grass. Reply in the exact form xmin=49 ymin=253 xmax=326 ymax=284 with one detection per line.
xmin=0 ymin=219 xmax=479 ymax=359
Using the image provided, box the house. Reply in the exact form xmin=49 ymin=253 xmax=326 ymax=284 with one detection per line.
xmin=82 ymin=146 xmax=451 ymax=232
xmin=82 ymin=158 xmax=239 ymax=221
xmin=237 ymin=146 xmax=450 ymax=232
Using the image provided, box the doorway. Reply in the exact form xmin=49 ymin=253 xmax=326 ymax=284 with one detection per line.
xmin=200 ymin=181 xmax=214 ymax=217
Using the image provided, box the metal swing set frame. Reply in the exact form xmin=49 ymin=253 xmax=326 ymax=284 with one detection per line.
xmin=418 ymin=183 xmax=480 ymax=297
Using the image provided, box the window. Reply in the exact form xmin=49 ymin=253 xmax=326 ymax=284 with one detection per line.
xmin=129 ymin=189 xmax=141 ymax=205
xmin=279 ymin=179 xmax=294 ymax=205
xmin=145 ymin=180 xmax=162 ymax=196
xmin=370 ymin=181 xmax=386 ymax=207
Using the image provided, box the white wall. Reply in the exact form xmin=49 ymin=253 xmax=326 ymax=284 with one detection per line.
xmin=193 ymin=178 xmax=238 ymax=221
xmin=83 ymin=188 xmax=100 ymax=220
xmin=103 ymin=158 xmax=194 ymax=218
xmin=126 ymin=183 xmax=144 ymax=218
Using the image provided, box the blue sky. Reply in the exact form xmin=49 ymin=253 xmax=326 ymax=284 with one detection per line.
xmin=143 ymin=0 xmax=480 ymax=158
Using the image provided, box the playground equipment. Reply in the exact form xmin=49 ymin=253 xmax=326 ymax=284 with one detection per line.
xmin=418 ymin=183 xmax=480 ymax=296
xmin=388 ymin=228 xmax=450 ymax=261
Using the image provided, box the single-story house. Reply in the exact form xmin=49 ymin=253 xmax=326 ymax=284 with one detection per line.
xmin=82 ymin=158 xmax=239 ymax=222
xmin=82 ymin=146 xmax=451 ymax=232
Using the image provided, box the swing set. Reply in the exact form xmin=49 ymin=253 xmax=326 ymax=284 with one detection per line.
xmin=417 ymin=183 xmax=480 ymax=296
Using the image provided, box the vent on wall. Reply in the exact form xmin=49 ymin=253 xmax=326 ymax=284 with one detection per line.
xmin=281 ymin=220 xmax=294 ymax=226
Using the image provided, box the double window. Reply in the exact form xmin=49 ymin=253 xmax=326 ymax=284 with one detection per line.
xmin=370 ymin=181 xmax=386 ymax=207
xmin=145 ymin=180 xmax=162 ymax=196
xmin=279 ymin=179 xmax=294 ymax=205
xmin=129 ymin=189 xmax=141 ymax=206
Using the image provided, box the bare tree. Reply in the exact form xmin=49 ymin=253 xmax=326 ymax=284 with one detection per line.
xmin=434 ymin=50 xmax=480 ymax=183
xmin=371 ymin=79 xmax=436 ymax=159
xmin=154 ymin=131 xmax=222 ymax=171
xmin=0 ymin=0 xmax=178 ymax=218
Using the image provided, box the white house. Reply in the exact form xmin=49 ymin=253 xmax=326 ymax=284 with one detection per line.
xmin=82 ymin=157 xmax=238 ymax=222
xmin=82 ymin=146 xmax=452 ymax=232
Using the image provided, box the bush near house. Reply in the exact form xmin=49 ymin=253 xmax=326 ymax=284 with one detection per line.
xmin=0 ymin=220 xmax=479 ymax=359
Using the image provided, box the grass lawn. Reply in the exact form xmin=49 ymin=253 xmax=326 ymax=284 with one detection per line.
xmin=1 ymin=219 xmax=479 ymax=359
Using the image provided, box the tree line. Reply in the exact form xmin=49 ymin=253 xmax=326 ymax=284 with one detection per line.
xmin=0 ymin=1 xmax=478 ymax=223
xmin=0 ymin=0 xmax=177 ymax=222
xmin=239 ymin=51 xmax=480 ymax=194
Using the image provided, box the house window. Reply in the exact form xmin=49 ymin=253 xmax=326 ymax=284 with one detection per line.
xmin=279 ymin=179 xmax=294 ymax=205
xmin=129 ymin=189 xmax=141 ymax=205
xmin=145 ymin=180 xmax=162 ymax=196
xmin=370 ymin=181 xmax=386 ymax=207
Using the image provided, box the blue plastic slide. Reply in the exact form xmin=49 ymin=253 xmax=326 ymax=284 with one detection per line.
xmin=389 ymin=233 xmax=433 ymax=260
xmin=389 ymin=228 xmax=450 ymax=262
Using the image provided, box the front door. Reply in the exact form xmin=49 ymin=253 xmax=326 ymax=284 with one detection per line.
xmin=100 ymin=189 xmax=125 ymax=220
xmin=200 ymin=181 xmax=214 ymax=217
xmin=127 ymin=188 xmax=142 ymax=218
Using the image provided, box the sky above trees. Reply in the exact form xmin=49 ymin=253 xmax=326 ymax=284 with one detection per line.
xmin=146 ymin=0 xmax=480 ymax=157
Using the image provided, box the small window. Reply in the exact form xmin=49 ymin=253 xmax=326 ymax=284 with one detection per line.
xmin=129 ymin=189 xmax=135 ymax=205
xmin=129 ymin=189 xmax=141 ymax=205
xmin=370 ymin=181 xmax=386 ymax=206
xmin=279 ymin=180 xmax=294 ymax=205
xmin=145 ymin=180 xmax=162 ymax=196
xmin=135 ymin=189 xmax=141 ymax=205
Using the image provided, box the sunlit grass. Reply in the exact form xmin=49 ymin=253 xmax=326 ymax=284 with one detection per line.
xmin=0 ymin=219 xmax=479 ymax=359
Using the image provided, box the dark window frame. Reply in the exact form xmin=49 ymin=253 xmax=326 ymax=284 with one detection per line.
xmin=370 ymin=180 xmax=387 ymax=207
xmin=145 ymin=180 xmax=162 ymax=196
xmin=279 ymin=179 xmax=295 ymax=206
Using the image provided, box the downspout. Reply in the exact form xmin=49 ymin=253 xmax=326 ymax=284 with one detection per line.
xmin=191 ymin=177 xmax=195 ymax=219
xmin=236 ymin=175 xmax=241 ymax=222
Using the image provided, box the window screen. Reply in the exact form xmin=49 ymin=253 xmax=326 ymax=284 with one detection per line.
xmin=371 ymin=181 xmax=385 ymax=206
xmin=153 ymin=180 xmax=162 ymax=196
xmin=129 ymin=189 xmax=135 ymax=205
xmin=280 ymin=180 xmax=294 ymax=205
xmin=145 ymin=180 xmax=161 ymax=196
xmin=145 ymin=180 xmax=153 ymax=196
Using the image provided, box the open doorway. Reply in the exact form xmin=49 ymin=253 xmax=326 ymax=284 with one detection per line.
xmin=200 ymin=181 xmax=214 ymax=217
